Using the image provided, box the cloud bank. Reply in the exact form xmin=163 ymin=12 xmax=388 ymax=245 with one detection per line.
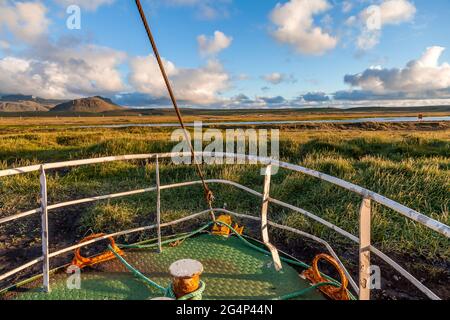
xmin=0 ymin=42 xmax=127 ymax=99
xmin=128 ymin=56 xmax=230 ymax=104
xmin=344 ymin=46 xmax=450 ymax=98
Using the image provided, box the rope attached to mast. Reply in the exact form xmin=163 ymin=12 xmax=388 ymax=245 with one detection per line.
xmin=135 ymin=0 xmax=215 ymax=220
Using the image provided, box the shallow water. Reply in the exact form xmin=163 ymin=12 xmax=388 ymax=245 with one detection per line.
xmin=77 ymin=116 xmax=450 ymax=129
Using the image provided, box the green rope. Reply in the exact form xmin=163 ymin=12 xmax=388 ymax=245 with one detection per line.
xmin=213 ymin=221 xmax=337 ymax=282
xmin=108 ymin=244 xmax=206 ymax=300
xmin=125 ymin=231 xmax=194 ymax=247
xmin=108 ymin=244 xmax=166 ymax=293
xmin=118 ymin=222 xmax=214 ymax=249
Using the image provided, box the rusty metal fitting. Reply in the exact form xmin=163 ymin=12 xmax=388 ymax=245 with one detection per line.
xmin=169 ymin=259 xmax=204 ymax=299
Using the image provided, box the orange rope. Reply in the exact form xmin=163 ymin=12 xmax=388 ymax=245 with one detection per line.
xmin=302 ymin=254 xmax=350 ymax=300
xmin=70 ymin=233 xmax=124 ymax=269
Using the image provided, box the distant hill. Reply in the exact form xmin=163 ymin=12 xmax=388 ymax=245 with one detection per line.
xmin=0 ymin=94 xmax=67 ymax=112
xmin=0 ymin=94 xmax=66 ymax=105
xmin=0 ymin=101 xmax=50 ymax=112
xmin=51 ymin=96 xmax=124 ymax=113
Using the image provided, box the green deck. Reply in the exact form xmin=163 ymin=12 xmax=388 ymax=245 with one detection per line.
xmin=5 ymin=234 xmax=325 ymax=300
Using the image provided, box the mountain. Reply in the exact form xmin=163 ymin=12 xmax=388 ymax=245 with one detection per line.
xmin=0 ymin=101 xmax=50 ymax=112
xmin=51 ymin=96 xmax=124 ymax=113
xmin=0 ymin=94 xmax=67 ymax=112
xmin=0 ymin=94 xmax=66 ymax=105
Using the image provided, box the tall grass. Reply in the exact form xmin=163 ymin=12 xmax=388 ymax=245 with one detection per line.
xmin=0 ymin=127 xmax=448 ymax=264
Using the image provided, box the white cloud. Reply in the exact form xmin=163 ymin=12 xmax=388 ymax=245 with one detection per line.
xmin=0 ymin=1 xmax=50 ymax=43
xmin=0 ymin=44 xmax=127 ymax=99
xmin=54 ymin=0 xmax=115 ymax=11
xmin=356 ymin=0 xmax=416 ymax=50
xmin=378 ymin=0 xmax=417 ymax=25
xmin=262 ymin=72 xmax=296 ymax=85
xmin=128 ymin=56 xmax=230 ymax=105
xmin=344 ymin=46 xmax=450 ymax=96
xmin=197 ymin=31 xmax=233 ymax=56
xmin=269 ymin=0 xmax=337 ymax=55
xmin=264 ymin=73 xmax=283 ymax=85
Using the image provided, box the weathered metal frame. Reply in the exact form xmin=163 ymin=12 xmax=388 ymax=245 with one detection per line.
xmin=0 ymin=152 xmax=448 ymax=300
xmin=155 ymin=156 xmax=162 ymax=253
xmin=39 ymin=166 xmax=50 ymax=293
xmin=261 ymin=164 xmax=282 ymax=271
xmin=359 ymin=198 xmax=371 ymax=300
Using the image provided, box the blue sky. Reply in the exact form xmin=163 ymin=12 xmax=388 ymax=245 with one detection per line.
xmin=1 ymin=0 xmax=450 ymax=108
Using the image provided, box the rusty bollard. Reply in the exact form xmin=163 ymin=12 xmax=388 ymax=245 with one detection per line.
xmin=169 ymin=259 xmax=204 ymax=299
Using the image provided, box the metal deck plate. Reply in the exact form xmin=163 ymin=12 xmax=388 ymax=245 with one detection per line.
xmin=6 ymin=234 xmax=325 ymax=300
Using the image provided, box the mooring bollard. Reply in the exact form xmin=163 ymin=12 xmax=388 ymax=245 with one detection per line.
xmin=169 ymin=259 xmax=204 ymax=299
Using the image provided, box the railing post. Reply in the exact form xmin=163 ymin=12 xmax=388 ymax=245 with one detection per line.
xmin=359 ymin=197 xmax=371 ymax=300
xmin=156 ymin=156 xmax=162 ymax=253
xmin=261 ymin=164 xmax=282 ymax=271
xmin=39 ymin=165 xmax=50 ymax=293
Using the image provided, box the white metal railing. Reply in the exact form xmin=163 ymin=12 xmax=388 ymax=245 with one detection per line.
xmin=0 ymin=152 xmax=449 ymax=300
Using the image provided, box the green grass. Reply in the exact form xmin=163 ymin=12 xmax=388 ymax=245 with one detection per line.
xmin=0 ymin=126 xmax=449 ymax=268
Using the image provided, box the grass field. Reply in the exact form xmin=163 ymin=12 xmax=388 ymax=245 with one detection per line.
xmin=0 ymin=118 xmax=449 ymax=299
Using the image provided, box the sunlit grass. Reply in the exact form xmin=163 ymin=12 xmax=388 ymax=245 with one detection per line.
xmin=0 ymin=126 xmax=448 ymax=263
